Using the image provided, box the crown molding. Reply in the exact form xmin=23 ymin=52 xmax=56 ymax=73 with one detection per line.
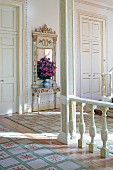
xmin=0 ymin=0 xmax=26 ymax=5
xmin=75 ymin=0 xmax=113 ymax=11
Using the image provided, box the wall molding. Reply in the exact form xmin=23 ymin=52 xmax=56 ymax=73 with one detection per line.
xmin=0 ymin=0 xmax=26 ymax=5
xmin=75 ymin=0 xmax=113 ymax=11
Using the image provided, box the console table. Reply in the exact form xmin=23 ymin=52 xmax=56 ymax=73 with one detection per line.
xmin=32 ymin=85 xmax=60 ymax=113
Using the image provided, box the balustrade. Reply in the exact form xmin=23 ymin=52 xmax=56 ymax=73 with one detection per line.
xmin=70 ymin=97 xmax=113 ymax=158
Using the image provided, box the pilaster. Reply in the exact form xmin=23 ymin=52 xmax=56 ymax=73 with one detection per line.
xmin=58 ymin=0 xmax=76 ymax=144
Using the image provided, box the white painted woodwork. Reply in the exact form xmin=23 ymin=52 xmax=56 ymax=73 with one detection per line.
xmin=80 ymin=15 xmax=104 ymax=100
xmin=69 ymin=101 xmax=76 ymax=139
xmin=0 ymin=5 xmax=17 ymax=115
xmin=89 ymin=105 xmax=97 ymax=153
xmin=70 ymin=97 xmax=113 ymax=158
xmin=78 ymin=103 xmax=86 ymax=148
xmin=101 ymin=107 xmax=109 ymax=158
xmin=0 ymin=5 xmax=16 ymax=32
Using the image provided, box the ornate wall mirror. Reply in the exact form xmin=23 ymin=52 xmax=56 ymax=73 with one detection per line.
xmin=32 ymin=24 xmax=58 ymax=86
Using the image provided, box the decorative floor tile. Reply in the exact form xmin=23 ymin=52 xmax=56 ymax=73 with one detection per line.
xmin=44 ymin=167 xmax=58 ymax=170
xmin=24 ymin=143 xmax=43 ymax=150
xmin=0 ymin=138 xmax=10 ymax=143
xmin=0 ymin=157 xmax=19 ymax=167
xmin=7 ymin=165 xmax=29 ymax=170
xmin=44 ymin=154 xmax=66 ymax=163
xmin=27 ymin=159 xmax=49 ymax=169
xmin=2 ymin=111 xmax=113 ymax=169
xmin=57 ymin=161 xmax=81 ymax=170
xmin=16 ymin=139 xmax=33 ymax=145
xmin=8 ymin=146 xmax=27 ymax=155
xmin=17 ymin=152 xmax=37 ymax=161
xmin=0 ymin=151 xmax=9 ymax=158
xmin=1 ymin=142 xmax=18 ymax=149
xmin=0 ymin=127 xmax=10 ymax=132
xmin=34 ymin=148 xmax=53 ymax=156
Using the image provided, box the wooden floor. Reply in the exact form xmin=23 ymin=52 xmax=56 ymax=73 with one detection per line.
xmin=1 ymin=115 xmax=113 ymax=170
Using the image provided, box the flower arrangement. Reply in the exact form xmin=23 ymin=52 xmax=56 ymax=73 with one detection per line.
xmin=37 ymin=57 xmax=57 ymax=80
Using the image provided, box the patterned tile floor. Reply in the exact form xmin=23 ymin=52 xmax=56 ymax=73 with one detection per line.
xmin=0 ymin=124 xmax=88 ymax=170
xmin=1 ymin=110 xmax=113 ymax=169
xmin=5 ymin=111 xmax=113 ymax=153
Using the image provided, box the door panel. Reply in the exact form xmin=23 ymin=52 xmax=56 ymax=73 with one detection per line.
xmin=82 ymin=76 xmax=91 ymax=99
xmin=0 ymin=5 xmax=17 ymax=115
xmin=92 ymin=22 xmax=101 ymax=40
xmin=2 ymin=48 xmax=14 ymax=77
xmin=92 ymin=77 xmax=100 ymax=99
xmin=92 ymin=45 xmax=101 ymax=99
xmin=80 ymin=15 xmax=102 ymax=100
xmin=82 ymin=20 xmax=89 ymax=37
xmin=0 ymin=33 xmax=17 ymax=115
xmin=1 ymin=83 xmax=14 ymax=103
xmin=92 ymin=51 xmax=101 ymax=73
xmin=0 ymin=6 xmax=16 ymax=32
xmin=82 ymin=51 xmax=91 ymax=73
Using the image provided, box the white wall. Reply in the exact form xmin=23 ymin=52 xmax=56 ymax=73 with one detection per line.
xmin=26 ymin=0 xmax=60 ymax=111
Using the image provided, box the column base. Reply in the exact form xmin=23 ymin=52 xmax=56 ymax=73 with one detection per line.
xmin=17 ymin=96 xmax=25 ymax=114
xmin=101 ymin=148 xmax=109 ymax=158
xmin=78 ymin=139 xmax=86 ymax=148
xmin=57 ymin=132 xmax=77 ymax=145
xmin=89 ymin=143 xmax=97 ymax=153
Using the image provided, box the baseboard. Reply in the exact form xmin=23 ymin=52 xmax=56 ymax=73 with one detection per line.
xmin=32 ymin=103 xmax=60 ymax=112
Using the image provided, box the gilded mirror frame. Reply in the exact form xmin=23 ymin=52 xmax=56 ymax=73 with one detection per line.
xmin=32 ymin=25 xmax=58 ymax=86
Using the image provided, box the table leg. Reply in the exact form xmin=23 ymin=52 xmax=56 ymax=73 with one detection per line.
xmin=32 ymin=92 xmax=35 ymax=112
xmin=37 ymin=94 xmax=40 ymax=114
xmin=54 ymin=92 xmax=57 ymax=109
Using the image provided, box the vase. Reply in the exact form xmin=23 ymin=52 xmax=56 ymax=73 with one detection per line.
xmin=43 ymin=79 xmax=50 ymax=88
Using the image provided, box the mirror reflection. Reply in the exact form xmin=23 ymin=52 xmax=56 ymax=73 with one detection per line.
xmin=38 ymin=49 xmax=52 ymax=62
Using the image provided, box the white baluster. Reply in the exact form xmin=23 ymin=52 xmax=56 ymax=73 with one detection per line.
xmin=69 ymin=101 xmax=76 ymax=139
xmin=78 ymin=103 xmax=86 ymax=148
xmin=101 ymin=107 xmax=109 ymax=158
xmin=89 ymin=105 xmax=97 ymax=153
xmin=101 ymin=73 xmax=106 ymax=97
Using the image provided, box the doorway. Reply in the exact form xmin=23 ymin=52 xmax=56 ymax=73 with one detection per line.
xmin=0 ymin=1 xmax=25 ymax=115
xmin=79 ymin=14 xmax=106 ymax=100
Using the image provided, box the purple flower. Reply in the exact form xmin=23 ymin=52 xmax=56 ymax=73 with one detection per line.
xmin=37 ymin=56 xmax=57 ymax=80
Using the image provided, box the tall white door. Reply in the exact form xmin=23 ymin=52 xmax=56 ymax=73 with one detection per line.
xmin=80 ymin=15 xmax=102 ymax=100
xmin=0 ymin=5 xmax=17 ymax=115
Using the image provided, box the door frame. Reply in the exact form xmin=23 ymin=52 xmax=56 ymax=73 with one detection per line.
xmin=77 ymin=11 xmax=107 ymax=99
xmin=0 ymin=0 xmax=26 ymax=114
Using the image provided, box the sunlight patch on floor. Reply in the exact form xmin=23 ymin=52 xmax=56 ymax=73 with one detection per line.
xmin=0 ymin=132 xmax=28 ymax=138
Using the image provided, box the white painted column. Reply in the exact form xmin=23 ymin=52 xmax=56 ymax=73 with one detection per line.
xmin=58 ymin=0 xmax=76 ymax=144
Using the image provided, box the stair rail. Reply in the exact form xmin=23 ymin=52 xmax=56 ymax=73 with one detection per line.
xmin=69 ymin=97 xmax=113 ymax=158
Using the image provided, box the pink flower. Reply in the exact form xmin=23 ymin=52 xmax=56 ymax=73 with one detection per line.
xmin=37 ymin=56 xmax=57 ymax=79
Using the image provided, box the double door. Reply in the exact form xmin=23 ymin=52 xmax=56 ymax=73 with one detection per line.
xmin=80 ymin=15 xmax=103 ymax=100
